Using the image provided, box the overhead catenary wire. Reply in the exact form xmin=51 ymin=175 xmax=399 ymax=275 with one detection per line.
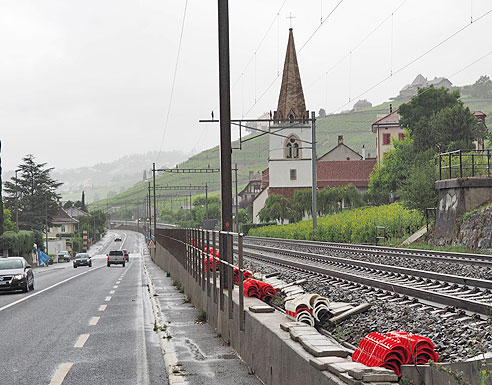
xmin=330 ymin=7 xmax=492 ymax=114
xmin=155 ymin=0 xmax=189 ymax=165
xmin=231 ymin=0 xmax=288 ymax=90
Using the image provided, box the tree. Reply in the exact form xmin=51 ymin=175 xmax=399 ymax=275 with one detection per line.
xmin=258 ymin=194 xmax=296 ymax=224
xmin=81 ymin=191 xmax=87 ymax=212
xmin=4 ymin=155 xmax=62 ymax=231
xmin=470 ymin=75 xmax=492 ymax=98
xmin=318 ymin=108 xmax=326 ymax=118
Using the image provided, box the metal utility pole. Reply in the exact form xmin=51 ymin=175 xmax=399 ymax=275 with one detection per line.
xmin=45 ymin=199 xmax=49 ymax=256
xmin=148 ymin=182 xmax=152 ymax=240
xmin=15 ymin=168 xmax=21 ymax=231
xmin=152 ymin=163 xmax=157 ymax=236
xmin=189 ymin=192 xmax=192 ymax=221
xmin=311 ymin=111 xmax=318 ymax=239
xmin=205 ymin=183 xmax=208 ymax=220
xmin=234 ymin=164 xmax=238 ymax=232
xmin=217 ymin=0 xmax=233 ymax=233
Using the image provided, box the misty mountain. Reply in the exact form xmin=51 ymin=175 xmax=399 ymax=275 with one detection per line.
xmin=52 ymin=150 xmax=189 ymax=204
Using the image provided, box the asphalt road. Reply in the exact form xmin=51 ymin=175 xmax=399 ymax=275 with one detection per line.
xmin=0 ymin=230 xmax=167 ymax=385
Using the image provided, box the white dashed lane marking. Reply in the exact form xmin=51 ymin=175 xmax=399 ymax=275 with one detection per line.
xmin=49 ymin=362 xmax=73 ymax=385
xmin=98 ymin=305 xmax=107 ymax=311
xmin=74 ymin=334 xmax=90 ymax=348
xmin=89 ymin=317 xmax=100 ymax=326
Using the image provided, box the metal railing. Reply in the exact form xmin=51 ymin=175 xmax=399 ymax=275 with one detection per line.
xmin=439 ymin=149 xmax=491 ymax=180
xmin=154 ymin=228 xmax=246 ymax=331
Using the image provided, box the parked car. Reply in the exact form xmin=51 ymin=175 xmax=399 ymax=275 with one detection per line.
xmin=107 ymin=250 xmax=125 ymax=267
xmin=73 ymin=253 xmax=92 ymax=268
xmin=122 ymin=249 xmax=129 ymax=262
xmin=58 ymin=251 xmax=71 ymax=262
xmin=0 ymin=257 xmax=34 ymax=292
xmin=114 ymin=237 xmax=122 ymax=242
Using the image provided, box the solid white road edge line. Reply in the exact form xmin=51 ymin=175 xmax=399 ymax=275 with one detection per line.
xmin=143 ymin=263 xmax=185 ymax=385
xmin=74 ymin=334 xmax=90 ymax=348
xmin=0 ymin=265 xmax=104 ymax=313
xmin=49 ymin=362 xmax=73 ymax=385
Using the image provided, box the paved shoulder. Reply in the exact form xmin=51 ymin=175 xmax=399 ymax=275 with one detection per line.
xmin=145 ymin=256 xmax=263 ymax=385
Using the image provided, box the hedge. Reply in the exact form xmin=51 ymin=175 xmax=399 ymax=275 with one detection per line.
xmin=240 ymin=222 xmax=276 ymax=236
xmin=0 ymin=230 xmax=35 ymax=256
xmin=249 ymin=203 xmax=423 ymax=244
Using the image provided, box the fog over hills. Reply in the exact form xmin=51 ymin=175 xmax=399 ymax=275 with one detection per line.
xmin=52 ymin=150 xmax=189 ymax=203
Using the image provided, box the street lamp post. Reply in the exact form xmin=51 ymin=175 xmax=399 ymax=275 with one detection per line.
xmin=15 ymin=168 xmax=21 ymax=231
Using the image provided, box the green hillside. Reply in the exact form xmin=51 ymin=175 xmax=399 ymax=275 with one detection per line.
xmin=90 ymin=89 xmax=492 ymax=217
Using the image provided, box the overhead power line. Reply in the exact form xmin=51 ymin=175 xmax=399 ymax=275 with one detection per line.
xmin=156 ymin=0 xmax=189 ymax=164
xmin=330 ymin=7 xmax=492 ymax=114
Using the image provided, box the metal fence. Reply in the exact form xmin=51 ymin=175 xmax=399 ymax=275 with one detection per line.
xmin=154 ymin=228 xmax=246 ymax=331
xmin=439 ymin=149 xmax=492 ymax=180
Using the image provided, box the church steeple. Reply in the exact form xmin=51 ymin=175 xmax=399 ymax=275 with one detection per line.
xmin=274 ymin=28 xmax=308 ymax=124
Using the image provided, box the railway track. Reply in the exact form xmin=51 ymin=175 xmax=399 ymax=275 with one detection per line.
xmin=245 ymin=236 xmax=492 ymax=268
xmin=239 ymin=239 xmax=492 ymax=317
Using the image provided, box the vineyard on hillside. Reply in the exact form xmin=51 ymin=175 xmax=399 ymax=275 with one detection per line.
xmin=249 ymin=203 xmax=423 ymax=244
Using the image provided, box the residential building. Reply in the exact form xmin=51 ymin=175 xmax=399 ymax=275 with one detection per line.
xmin=399 ymin=74 xmax=453 ymax=98
xmin=371 ymin=107 xmax=405 ymax=162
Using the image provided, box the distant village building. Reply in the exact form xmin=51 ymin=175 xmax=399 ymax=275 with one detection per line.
xmin=399 ymin=74 xmax=453 ymax=98
xmin=238 ymin=171 xmax=262 ymax=207
xmin=371 ymin=105 xmax=405 ymax=163
xmin=251 ymin=30 xmax=376 ymax=223
xmin=352 ymin=99 xmax=372 ymax=112
xmin=472 ymin=111 xmax=488 ymax=150
xmin=245 ymin=112 xmax=271 ymax=134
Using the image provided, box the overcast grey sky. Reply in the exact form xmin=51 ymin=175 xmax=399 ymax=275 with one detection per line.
xmin=1 ymin=0 xmax=491 ymax=172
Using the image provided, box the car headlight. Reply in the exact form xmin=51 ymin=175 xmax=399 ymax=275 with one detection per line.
xmin=13 ymin=274 xmax=24 ymax=280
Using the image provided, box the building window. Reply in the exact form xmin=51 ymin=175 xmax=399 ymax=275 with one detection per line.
xmin=285 ymin=135 xmax=301 ymax=159
xmin=398 ymin=132 xmax=405 ymax=141
xmin=383 ymin=133 xmax=391 ymax=145
xmin=290 ymin=169 xmax=297 ymax=180
xmin=61 ymin=225 xmax=67 ymax=233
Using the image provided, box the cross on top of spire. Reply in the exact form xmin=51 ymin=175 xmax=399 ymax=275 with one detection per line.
xmin=286 ymin=12 xmax=296 ymax=28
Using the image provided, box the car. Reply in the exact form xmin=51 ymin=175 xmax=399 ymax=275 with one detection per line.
xmin=58 ymin=250 xmax=71 ymax=262
xmin=114 ymin=237 xmax=122 ymax=242
xmin=107 ymin=250 xmax=125 ymax=267
xmin=73 ymin=253 xmax=92 ymax=268
xmin=122 ymin=249 xmax=130 ymax=262
xmin=0 ymin=257 xmax=34 ymax=292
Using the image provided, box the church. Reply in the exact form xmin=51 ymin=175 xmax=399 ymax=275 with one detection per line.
xmin=252 ymin=29 xmax=376 ymax=224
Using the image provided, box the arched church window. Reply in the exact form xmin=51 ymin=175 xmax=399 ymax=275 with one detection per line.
xmin=285 ymin=135 xmax=301 ymax=159
xmin=289 ymin=114 xmax=294 ymax=123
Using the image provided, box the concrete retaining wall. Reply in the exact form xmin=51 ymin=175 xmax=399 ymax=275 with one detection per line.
xmin=152 ymin=242 xmax=345 ymax=385
xmin=434 ymin=177 xmax=492 ymax=243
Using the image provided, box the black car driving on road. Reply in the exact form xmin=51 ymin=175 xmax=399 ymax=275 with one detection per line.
xmin=73 ymin=253 xmax=92 ymax=268
xmin=0 ymin=257 xmax=34 ymax=293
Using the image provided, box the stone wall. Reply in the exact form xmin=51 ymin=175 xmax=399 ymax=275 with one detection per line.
xmin=452 ymin=204 xmax=492 ymax=250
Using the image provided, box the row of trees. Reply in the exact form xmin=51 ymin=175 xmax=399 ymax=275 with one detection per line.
xmin=258 ymin=185 xmax=364 ymax=224
xmin=368 ymin=87 xmax=490 ymax=212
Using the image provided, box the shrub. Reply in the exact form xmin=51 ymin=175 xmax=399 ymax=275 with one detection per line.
xmin=0 ymin=230 xmax=36 ymax=255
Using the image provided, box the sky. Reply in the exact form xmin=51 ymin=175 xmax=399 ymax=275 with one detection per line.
xmin=1 ymin=0 xmax=491 ymax=173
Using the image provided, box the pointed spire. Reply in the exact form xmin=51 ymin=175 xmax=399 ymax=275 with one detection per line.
xmin=274 ymin=28 xmax=308 ymax=123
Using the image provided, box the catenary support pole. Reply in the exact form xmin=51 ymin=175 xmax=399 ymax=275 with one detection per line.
xmin=311 ymin=111 xmax=317 ymax=239
xmin=153 ymin=163 xmax=157 ymax=235
xmin=148 ymin=182 xmax=152 ymax=240
xmin=205 ymin=183 xmax=208 ymax=220
xmin=218 ymin=0 xmax=232 ymax=288
xmin=235 ymin=164 xmax=238 ymax=232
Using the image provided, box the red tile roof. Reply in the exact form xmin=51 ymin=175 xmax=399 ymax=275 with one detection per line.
xmin=372 ymin=110 xmax=400 ymax=127
xmin=317 ymin=159 xmax=376 ymax=188
xmin=52 ymin=207 xmax=78 ymax=224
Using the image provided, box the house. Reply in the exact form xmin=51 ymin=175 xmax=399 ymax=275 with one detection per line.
xmin=48 ymin=207 xmax=78 ymax=237
xmin=371 ymin=106 xmax=405 ymax=162
xmin=353 ymin=99 xmax=372 ymax=112
xmin=238 ymin=171 xmax=262 ymax=208
xmin=399 ymin=74 xmax=453 ymax=98
xmin=318 ymin=135 xmax=364 ymax=162
xmin=65 ymin=206 xmax=89 ymax=218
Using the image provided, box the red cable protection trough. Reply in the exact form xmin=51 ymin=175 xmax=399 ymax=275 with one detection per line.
xmin=352 ymin=331 xmax=439 ymax=377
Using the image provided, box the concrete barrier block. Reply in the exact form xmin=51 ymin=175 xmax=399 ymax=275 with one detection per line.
xmin=309 ymin=356 xmax=348 ymax=370
xmin=339 ymin=372 xmax=362 ymax=385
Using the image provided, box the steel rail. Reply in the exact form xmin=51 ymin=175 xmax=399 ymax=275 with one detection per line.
xmin=242 ymin=248 xmax=492 ymax=317
xmin=245 ymin=236 xmax=492 ymax=267
xmin=243 ymin=243 xmax=492 ymax=290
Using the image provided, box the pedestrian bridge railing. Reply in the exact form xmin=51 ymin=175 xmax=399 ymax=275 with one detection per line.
xmin=438 ymin=149 xmax=491 ymax=180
